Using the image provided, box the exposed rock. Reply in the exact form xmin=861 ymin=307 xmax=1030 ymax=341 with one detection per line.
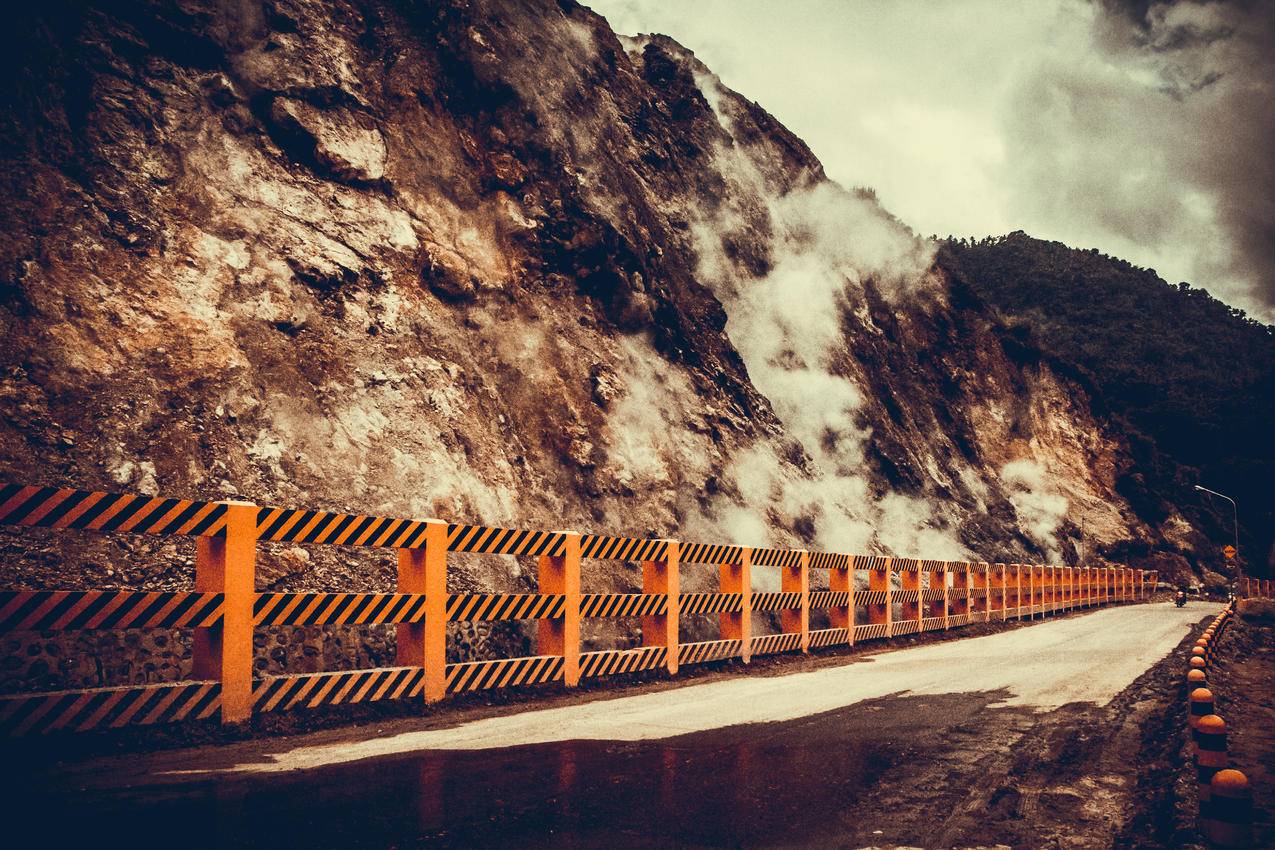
xmin=0 ymin=0 xmax=1199 ymax=684
xmin=269 ymin=97 xmax=388 ymax=184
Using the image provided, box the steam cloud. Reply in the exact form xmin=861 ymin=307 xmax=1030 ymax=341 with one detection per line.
xmin=591 ymin=0 xmax=1275 ymax=320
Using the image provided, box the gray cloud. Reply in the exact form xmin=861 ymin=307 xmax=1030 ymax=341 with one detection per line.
xmin=586 ymin=0 xmax=1275 ymax=320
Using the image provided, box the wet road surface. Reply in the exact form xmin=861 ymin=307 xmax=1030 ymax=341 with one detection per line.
xmin=6 ymin=602 xmax=1217 ymax=848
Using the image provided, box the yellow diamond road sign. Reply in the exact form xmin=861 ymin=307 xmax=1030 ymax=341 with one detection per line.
xmin=1223 ymin=545 xmax=1237 ymax=559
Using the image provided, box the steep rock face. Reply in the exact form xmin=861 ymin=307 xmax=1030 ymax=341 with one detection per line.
xmin=0 ymin=0 xmax=1182 ymax=687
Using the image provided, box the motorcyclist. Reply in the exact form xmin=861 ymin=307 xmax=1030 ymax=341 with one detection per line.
xmin=1175 ymin=584 xmax=1188 ymax=608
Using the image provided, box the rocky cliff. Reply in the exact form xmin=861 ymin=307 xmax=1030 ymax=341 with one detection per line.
xmin=0 ymin=0 xmax=1195 ymax=690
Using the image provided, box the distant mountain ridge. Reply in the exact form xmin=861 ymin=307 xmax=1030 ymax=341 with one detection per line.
xmin=940 ymin=232 xmax=1275 ymax=576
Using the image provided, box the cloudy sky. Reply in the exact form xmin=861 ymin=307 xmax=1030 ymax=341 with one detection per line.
xmin=588 ymin=0 xmax=1275 ymax=322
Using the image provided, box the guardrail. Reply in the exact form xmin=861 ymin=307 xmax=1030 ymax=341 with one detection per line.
xmin=0 ymin=482 xmax=1154 ymax=735
xmin=1238 ymin=578 xmax=1273 ymax=599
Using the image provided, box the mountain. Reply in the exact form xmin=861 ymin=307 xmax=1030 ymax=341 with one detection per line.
xmin=941 ymin=232 xmax=1275 ymax=577
xmin=0 ymin=0 xmax=1217 ymax=688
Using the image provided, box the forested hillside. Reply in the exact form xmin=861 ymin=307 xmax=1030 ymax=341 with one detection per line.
xmin=941 ymin=232 xmax=1275 ymax=576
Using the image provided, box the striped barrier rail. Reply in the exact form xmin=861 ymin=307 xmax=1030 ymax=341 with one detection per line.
xmin=0 ymin=480 xmax=1155 ymax=735
xmin=1237 ymin=577 xmax=1273 ymax=600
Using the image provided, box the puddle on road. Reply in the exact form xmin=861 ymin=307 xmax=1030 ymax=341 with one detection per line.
xmin=11 ymin=691 xmax=1011 ymax=849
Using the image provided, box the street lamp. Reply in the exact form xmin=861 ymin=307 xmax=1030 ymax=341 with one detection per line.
xmin=1194 ymin=484 xmax=1239 ymax=564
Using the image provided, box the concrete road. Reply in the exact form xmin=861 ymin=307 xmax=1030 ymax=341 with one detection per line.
xmin=218 ymin=600 xmax=1218 ymax=773
xmin=9 ymin=601 xmax=1219 ymax=849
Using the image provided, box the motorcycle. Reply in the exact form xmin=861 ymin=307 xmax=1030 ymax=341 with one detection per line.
xmin=1175 ymin=590 xmax=1187 ymax=608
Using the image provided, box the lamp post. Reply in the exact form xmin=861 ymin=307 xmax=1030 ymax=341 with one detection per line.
xmin=1194 ymin=485 xmax=1239 ymax=565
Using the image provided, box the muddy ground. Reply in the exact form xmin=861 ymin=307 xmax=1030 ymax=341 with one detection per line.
xmin=0 ymin=607 xmax=1230 ymax=849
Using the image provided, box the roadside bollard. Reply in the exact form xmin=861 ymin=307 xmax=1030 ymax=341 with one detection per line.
xmin=1190 ymin=655 xmax=1208 ymax=675
xmin=1187 ymin=667 xmax=1208 ymax=694
xmin=1189 ymin=688 xmax=1215 ymax=729
xmin=1193 ymin=714 xmax=1227 ymax=820
xmin=1207 ymin=769 xmax=1253 ymax=848
xmin=1193 ymin=645 xmax=1208 ymax=664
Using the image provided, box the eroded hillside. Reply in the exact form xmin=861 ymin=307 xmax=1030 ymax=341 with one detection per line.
xmin=0 ymin=0 xmax=1198 ymax=685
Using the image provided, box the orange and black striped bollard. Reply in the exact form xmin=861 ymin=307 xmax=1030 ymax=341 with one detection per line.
xmin=1207 ymin=768 xmax=1253 ymax=848
xmin=1188 ymin=687 xmax=1215 ymax=730
xmin=1193 ymin=713 xmax=1227 ymax=824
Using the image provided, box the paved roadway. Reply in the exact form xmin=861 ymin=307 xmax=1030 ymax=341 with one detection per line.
xmin=10 ymin=601 xmax=1219 ymax=849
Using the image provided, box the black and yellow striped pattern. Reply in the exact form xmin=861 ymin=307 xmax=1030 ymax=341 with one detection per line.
xmin=921 ymin=616 xmax=946 ymax=631
xmin=256 ymin=506 xmax=431 ymax=548
xmin=894 ymin=589 xmax=920 ymax=603
xmin=808 ymin=590 xmax=850 ymax=609
xmin=751 ymin=548 xmax=803 ymax=567
xmin=253 ymin=593 xmax=426 ymax=627
xmin=921 ymin=588 xmax=946 ymax=601
xmin=808 ymin=627 xmax=850 ymax=648
xmin=751 ymin=632 xmax=802 ymax=655
xmin=253 ymin=667 xmax=424 ymax=712
xmin=677 ymin=639 xmax=743 ymax=665
xmin=446 ymin=593 xmax=565 ymax=621
xmin=447 ymin=525 xmax=567 ymax=557
xmin=0 ymin=484 xmax=227 ymax=538
xmin=854 ymin=623 xmax=889 ymax=640
xmin=894 ymin=558 xmax=922 ymax=572
xmin=679 ymin=543 xmax=745 ymax=565
xmin=752 ymin=591 xmax=802 ymax=612
xmin=892 ymin=620 xmax=921 ymax=636
xmin=809 ymin=552 xmax=850 ymax=570
xmin=949 ymin=613 xmax=971 ymax=626
xmin=851 ymin=555 xmax=892 ymax=571
xmin=579 ymin=647 xmax=667 ymax=678
xmin=679 ymin=592 xmax=742 ymax=615
xmin=579 ymin=536 xmax=669 ymax=562
xmin=858 ymin=590 xmax=889 ymax=606
xmin=0 ymin=681 xmax=220 ymax=736
xmin=445 ymin=655 xmax=565 ymax=693
xmin=0 ymin=591 xmax=222 ymax=632
xmin=579 ymin=593 xmax=666 ymax=618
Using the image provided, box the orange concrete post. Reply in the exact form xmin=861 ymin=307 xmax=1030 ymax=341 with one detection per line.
xmin=720 ymin=548 xmax=752 ymax=662
xmin=921 ymin=560 xmax=945 ymax=630
xmin=1011 ymin=564 xmax=1023 ymax=620
xmin=781 ymin=551 xmax=810 ymax=652
xmin=989 ymin=560 xmax=999 ymax=621
xmin=1025 ymin=564 xmax=1034 ymax=617
xmin=868 ymin=558 xmax=891 ymax=635
xmin=950 ymin=562 xmax=969 ymax=627
xmin=397 ymin=519 xmax=448 ymax=703
xmin=829 ymin=556 xmax=853 ymax=645
xmin=539 ymin=532 xmax=582 ymax=686
xmin=901 ymin=562 xmax=921 ymax=632
xmin=996 ymin=563 xmax=1008 ymax=620
xmin=970 ymin=563 xmax=986 ymax=622
xmin=642 ymin=539 xmax=680 ymax=675
xmin=1002 ymin=563 xmax=1013 ymax=618
xmin=194 ymin=501 xmax=257 ymax=725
